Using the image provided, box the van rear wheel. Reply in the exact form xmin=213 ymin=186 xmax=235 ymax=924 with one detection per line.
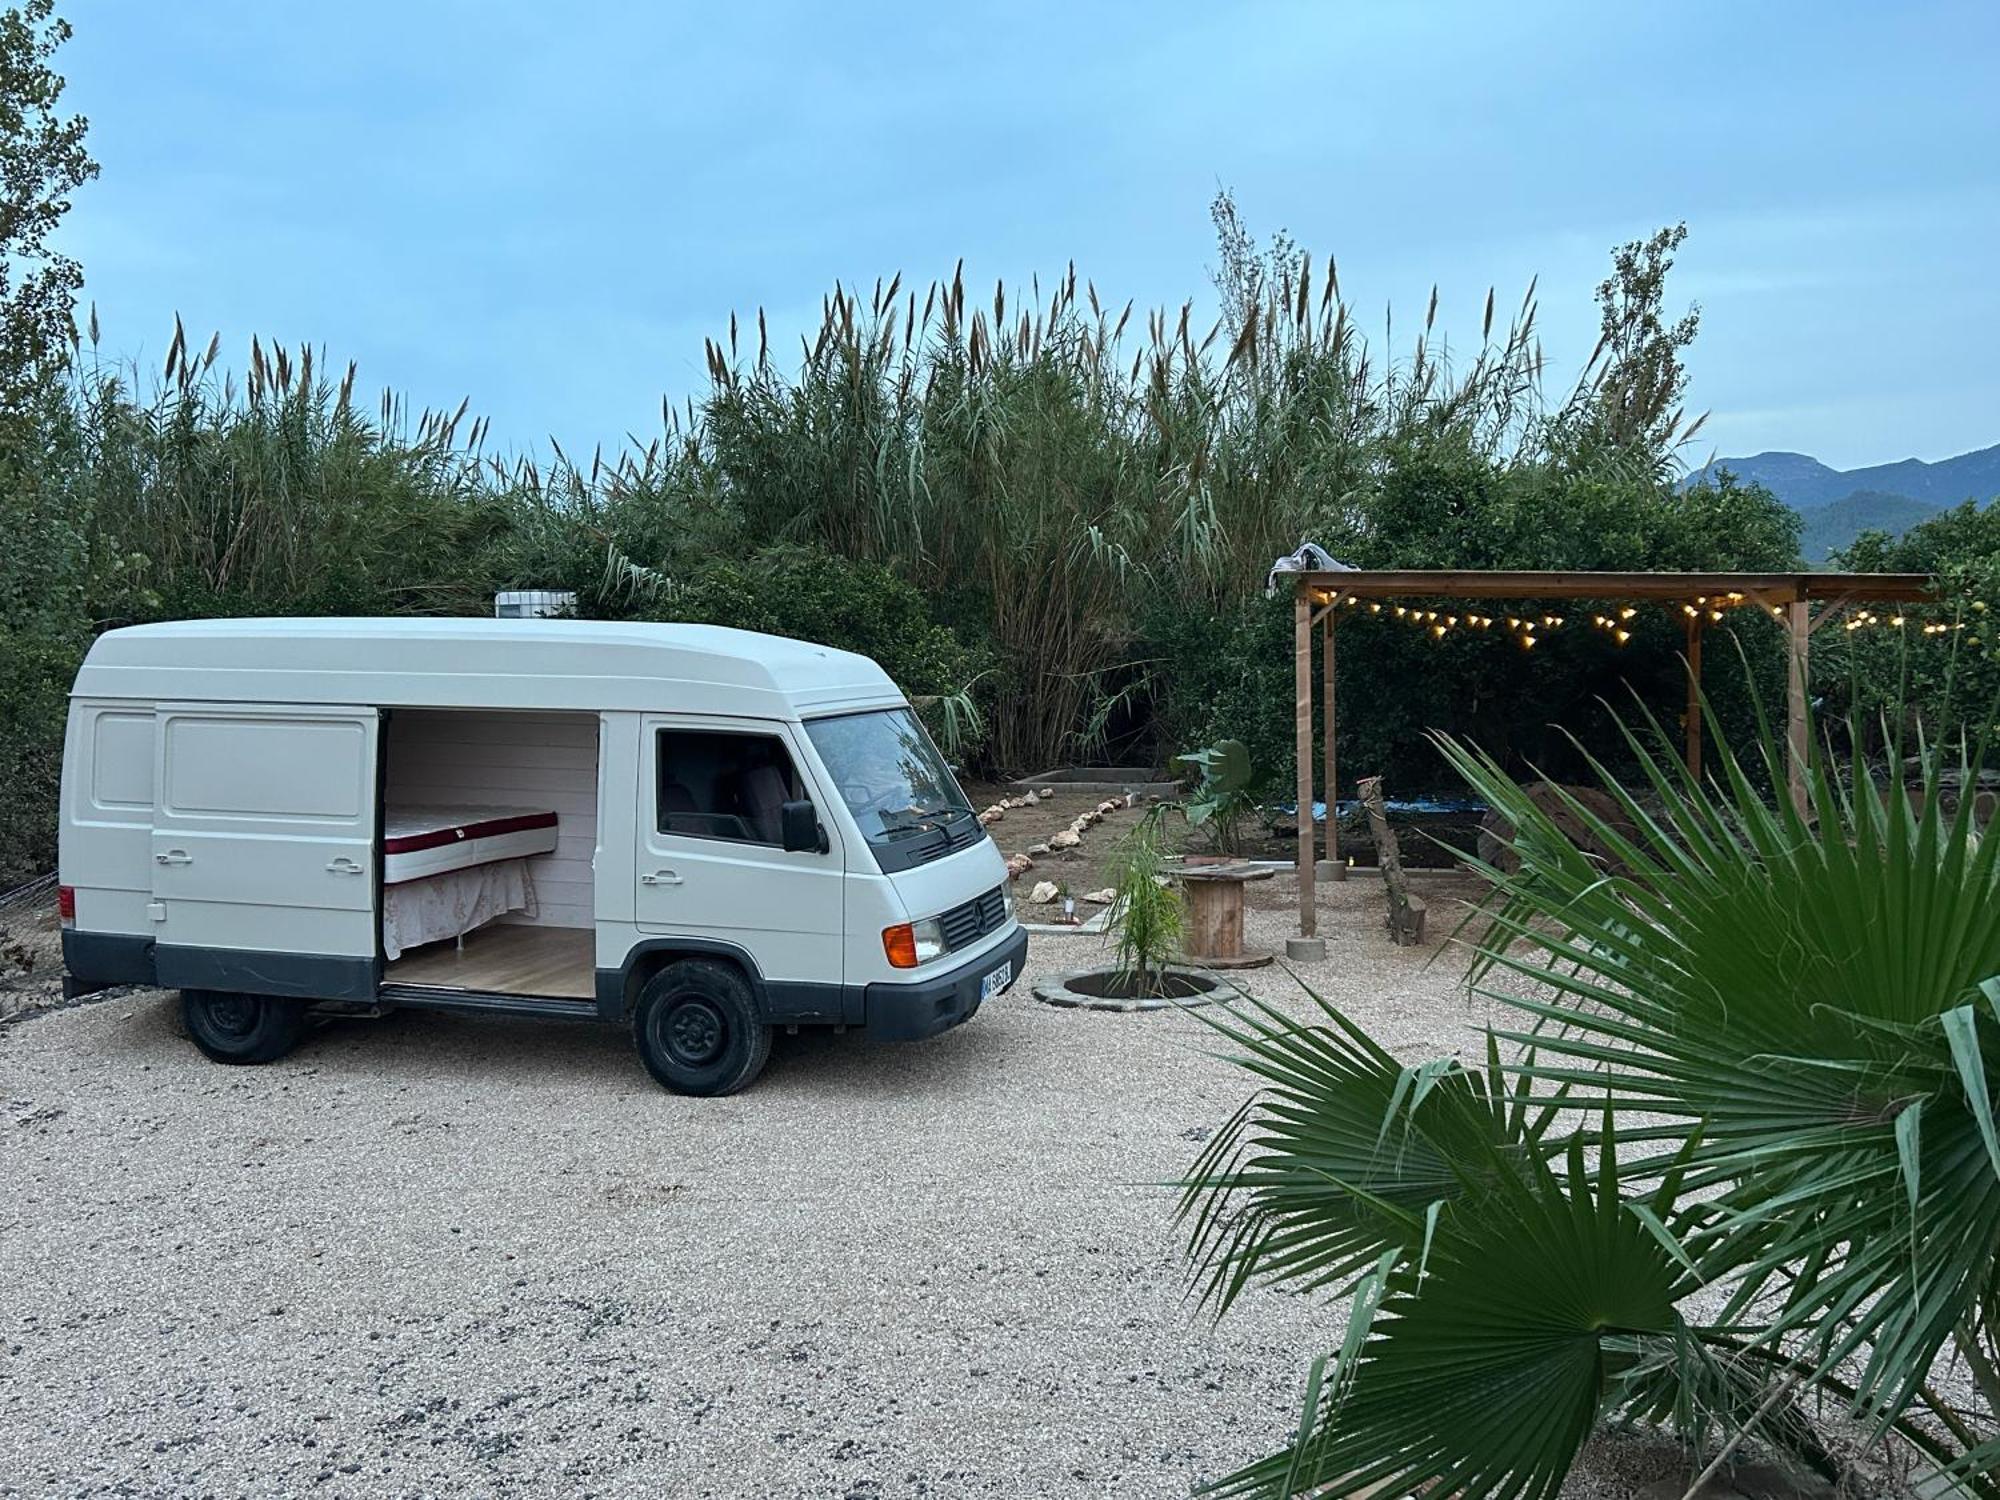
xmin=632 ymin=961 xmax=770 ymax=1096
xmin=180 ymin=990 xmax=310 ymax=1065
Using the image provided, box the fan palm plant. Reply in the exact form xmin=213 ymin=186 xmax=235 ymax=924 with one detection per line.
xmin=1179 ymin=699 xmax=2000 ymax=1498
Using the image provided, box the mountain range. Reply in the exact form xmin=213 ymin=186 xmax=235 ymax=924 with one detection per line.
xmin=1685 ymin=444 xmax=2000 ymax=560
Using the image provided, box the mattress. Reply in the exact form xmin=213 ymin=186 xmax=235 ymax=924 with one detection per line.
xmin=382 ymin=805 xmax=559 ymax=885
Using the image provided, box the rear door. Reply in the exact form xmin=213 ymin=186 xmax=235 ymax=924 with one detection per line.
xmin=150 ymin=703 xmax=380 ymax=1000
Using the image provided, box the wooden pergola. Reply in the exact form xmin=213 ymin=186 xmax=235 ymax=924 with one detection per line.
xmin=1290 ymin=569 xmax=1938 ymax=940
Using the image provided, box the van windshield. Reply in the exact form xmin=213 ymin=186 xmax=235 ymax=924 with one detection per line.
xmin=804 ymin=708 xmax=973 ymax=855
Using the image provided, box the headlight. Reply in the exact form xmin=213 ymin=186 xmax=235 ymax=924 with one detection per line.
xmin=1001 ymin=885 xmax=1015 ymax=920
xmin=910 ymin=917 xmax=947 ymax=964
xmin=883 ymin=917 xmax=948 ymax=968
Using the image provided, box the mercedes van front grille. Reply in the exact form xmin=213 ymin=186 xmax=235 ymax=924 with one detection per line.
xmin=939 ymin=884 xmax=1008 ymax=951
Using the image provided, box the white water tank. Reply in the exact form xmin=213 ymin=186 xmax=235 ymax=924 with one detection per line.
xmin=494 ymin=590 xmax=577 ymax=620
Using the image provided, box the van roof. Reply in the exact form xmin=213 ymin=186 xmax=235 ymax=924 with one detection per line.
xmin=72 ymin=618 xmax=905 ymax=718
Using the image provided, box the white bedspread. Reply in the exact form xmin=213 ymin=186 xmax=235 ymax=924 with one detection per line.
xmin=382 ymin=858 xmax=538 ymax=960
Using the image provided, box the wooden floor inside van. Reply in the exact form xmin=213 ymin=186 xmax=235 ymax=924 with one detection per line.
xmin=385 ymin=924 xmax=594 ymax=999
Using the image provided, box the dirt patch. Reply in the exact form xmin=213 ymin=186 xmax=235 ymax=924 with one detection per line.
xmin=964 ymin=782 xmax=1479 ymax=915
xmin=1 ymin=890 xmax=70 ymax=1027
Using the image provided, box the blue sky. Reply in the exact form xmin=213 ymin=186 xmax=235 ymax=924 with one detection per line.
xmin=57 ymin=1 xmax=2000 ymax=472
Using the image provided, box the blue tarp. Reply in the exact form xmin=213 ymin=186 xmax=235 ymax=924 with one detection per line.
xmin=1270 ymin=795 xmax=1488 ymax=824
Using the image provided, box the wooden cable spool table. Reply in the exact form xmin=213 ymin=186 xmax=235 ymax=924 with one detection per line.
xmin=1170 ymin=860 xmax=1277 ymax=968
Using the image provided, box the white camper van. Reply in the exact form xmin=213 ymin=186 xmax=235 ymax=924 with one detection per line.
xmin=57 ymin=618 xmax=1025 ymax=1095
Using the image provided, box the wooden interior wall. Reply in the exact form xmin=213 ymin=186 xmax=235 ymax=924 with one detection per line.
xmin=384 ymin=709 xmax=599 ymax=930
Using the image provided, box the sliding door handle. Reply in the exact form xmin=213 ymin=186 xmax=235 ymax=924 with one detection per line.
xmin=640 ymin=869 xmax=684 ymax=886
xmin=326 ymin=857 xmax=365 ymax=875
xmin=154 ymin=849 xmax=193 ymax=866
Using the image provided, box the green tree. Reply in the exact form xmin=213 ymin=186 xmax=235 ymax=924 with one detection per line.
xmin=0 ymin=0 xmax=95 ymax=887
xmin=0 ymin=0 xmax=95 ymax=425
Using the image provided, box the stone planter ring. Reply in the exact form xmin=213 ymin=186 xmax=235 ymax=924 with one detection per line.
xmin=1031 ymin=965 xmax=1242 ymax=1013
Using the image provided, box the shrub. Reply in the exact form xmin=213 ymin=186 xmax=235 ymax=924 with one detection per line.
xmin=1179 ymin=702 xmax=2000 ymax=1497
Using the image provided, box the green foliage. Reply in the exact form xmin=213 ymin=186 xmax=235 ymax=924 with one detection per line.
xmin=637 ymin=545 xmax=987 ymax=704
xmin=1829 ymin=501 xmax=2000 ymax=739
xmin=1108 ymin=810 xmax=1182 ymax=995
xmin=1181 ymin=699 xmax=2000 ymax=1496
xmin=0 ymin=124 xmax=1845 ymax=884
xmin=1176 ymin=738 xmax=1255 ymax=853
xmin=0 ymin=623 xmax=84 ymax=886
xmin=0 ymin=0 xmax=96 ymax=421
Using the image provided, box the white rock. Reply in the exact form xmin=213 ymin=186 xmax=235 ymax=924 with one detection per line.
xmin=1048 ymin=829 xmax=1081 ymax=850
xmin=977 ymin=810 xmax=1001 ymax=826
xmin=1004 ymin=853 xmax=1035 ymax=879
xmin=1082 ymin=887 xmax=1115 ymax=905
xmin=1026 ymin=842 xmax=1051 ymax=856
xmin=1096 ymin=799 xmax=1121 ymax=816
xmin=1036 ymin=787 xmax=1055 ymax=800
xmin=1028 ymin=880 xmax=1060 ymax=905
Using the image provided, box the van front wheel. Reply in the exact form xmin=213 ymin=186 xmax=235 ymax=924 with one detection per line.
xmin=180 ymin=990 xmax=309 ymax=1065
xmin=633 ymin=961 xmax=771 ymax=1096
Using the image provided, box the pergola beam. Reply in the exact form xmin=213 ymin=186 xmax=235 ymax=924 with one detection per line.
xmin=1294 ymin=589 xmax=1315 ymax=938
xmin=1297 ymin=569 xmax=1934 ymax=604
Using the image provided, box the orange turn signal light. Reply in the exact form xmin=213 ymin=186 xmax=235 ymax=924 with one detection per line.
xmin=882 ymin=923 xmax=919 ymax=969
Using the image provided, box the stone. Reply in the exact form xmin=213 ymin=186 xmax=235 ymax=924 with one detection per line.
xmin=1123 ymin=792 xmax=1137 ymax=808
xmin=1081 ymin=888 xmax=1115 ymax=904
xmin=1049 ymin=829 xmax=1081 ymax=850
xmin=1076 ymin=810 xmax=1100 ymax=827
xmin=1284 ymin=936 xmax=1327 ymax=961
xmin=977 ymin=810 xmax=1001 ymax=826
xmin=1096 ymin=799 xmax=1121 ymax=816
xmin=1035 ymin=787 xmax=1055 ymax=800
xmin=1028 ymin=880 xmax=1060 ymax=905
xmin=1004 ymin=853 xmax=1035 ymax=880
xmin=1026 ymin=841 xmax=1051 ymax=856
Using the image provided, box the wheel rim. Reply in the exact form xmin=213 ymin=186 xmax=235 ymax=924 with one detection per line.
xmin=202 ymin=993 xmax=259 ymax=1039
xmin=663 ymin=997 xmax=726 ymax=1068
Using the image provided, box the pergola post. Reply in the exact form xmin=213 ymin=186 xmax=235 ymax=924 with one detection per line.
xmin=1684 ymin=610 xmax=1703 ymax=780
xmin=1321 ymin=609 xmax=1339 ymax=868
xmin=1294 ymin=585 xmax=1316 ymax=938
xmin=1786 ymin=598 xmax=1810 ymax=816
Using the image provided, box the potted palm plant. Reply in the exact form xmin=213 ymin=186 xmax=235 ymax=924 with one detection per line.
xmin=1033 ymin=809 xmax=1233 ymax=1010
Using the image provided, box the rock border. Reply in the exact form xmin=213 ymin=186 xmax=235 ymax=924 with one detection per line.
xmin=1031 ymin=965 xmax=1242 ymax=1014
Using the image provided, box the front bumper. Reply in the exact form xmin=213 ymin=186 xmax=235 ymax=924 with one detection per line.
xmin=862 ymin=925 xmax=1028 ymax=1041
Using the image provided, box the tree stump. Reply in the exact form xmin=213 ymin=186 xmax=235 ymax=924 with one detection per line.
xmin=1357 ymin=775 xmax=1425 ymax=946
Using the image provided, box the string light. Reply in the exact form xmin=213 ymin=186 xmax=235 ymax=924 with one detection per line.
xmin=1321 ymin=592 xmax=1962 ymax=646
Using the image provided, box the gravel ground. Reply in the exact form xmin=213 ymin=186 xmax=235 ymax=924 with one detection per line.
xmin=3 ymin=875 xmax=1694 ymax=1499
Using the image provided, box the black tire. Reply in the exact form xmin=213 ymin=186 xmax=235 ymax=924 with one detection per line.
xmin=632 ymin=960 xmax=771 ymax=1097
xmin=180 ymin=989 xmax=310 ymax=1065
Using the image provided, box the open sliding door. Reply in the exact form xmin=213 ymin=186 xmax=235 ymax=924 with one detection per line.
xmin=150 ymin=703 xmax=380 ymax=1001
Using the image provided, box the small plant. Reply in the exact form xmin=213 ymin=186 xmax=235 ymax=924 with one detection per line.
xmin=1177 ymin=738 xmax=1256 ymax=854
xmin=1108 ymin=809 xmax=1183 ymax=996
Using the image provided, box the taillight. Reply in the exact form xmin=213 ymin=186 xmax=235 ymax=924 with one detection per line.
xmin=882 ymin=923 xmax=919 ymax=969
xmin=58 ymin=885 xmax=76 ymax=928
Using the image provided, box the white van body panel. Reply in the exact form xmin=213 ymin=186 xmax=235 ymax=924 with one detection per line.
xmin=150 ymin=703 xmax=380 ymax=964
xmin=60 ymin=700 xmax=156 ymax=937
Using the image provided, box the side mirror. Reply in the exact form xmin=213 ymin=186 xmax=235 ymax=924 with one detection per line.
xmin=780 ymin=798 xmax=826 ymax=854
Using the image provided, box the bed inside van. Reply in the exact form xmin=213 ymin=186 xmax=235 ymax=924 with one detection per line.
xmin=377 ymin=709 xmax=598 ymax=999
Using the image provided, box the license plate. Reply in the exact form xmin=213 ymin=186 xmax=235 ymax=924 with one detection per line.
xmin=980 ymin=961 xmax=1012 ymax=1001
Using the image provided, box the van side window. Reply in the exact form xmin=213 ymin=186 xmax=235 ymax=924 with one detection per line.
xmin=656 ymin=730 xmax=803 ymax=845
